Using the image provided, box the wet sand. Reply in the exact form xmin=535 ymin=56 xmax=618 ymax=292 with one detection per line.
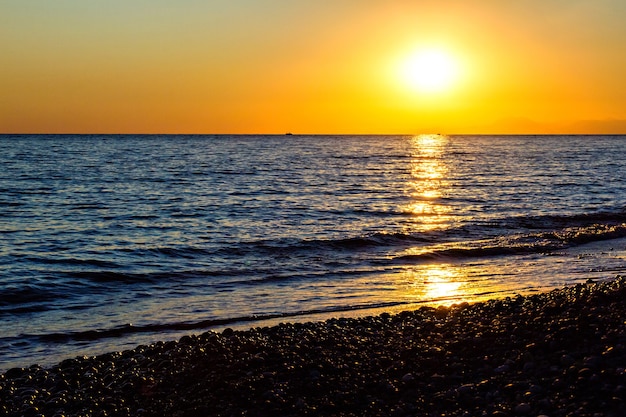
xmin=2 ymin=277 xmax=626 ymax=417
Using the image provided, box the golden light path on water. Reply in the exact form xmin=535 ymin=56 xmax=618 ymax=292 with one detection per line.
xmin=393 ymin=129 xmax=558 ymax=308
xmin=403 ymin=134 xmax=453 ymax=233
xmin=400 ymin=134 xmax=470 ymax=306
xmin=395 ymin=135 xmax=551 ymax=308
xmin=393 ymin=134 xmax=543 ymax=308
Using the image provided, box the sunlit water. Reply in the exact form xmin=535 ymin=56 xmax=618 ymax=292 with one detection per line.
xmin=2 ymin=134 xmax=626 ymax=370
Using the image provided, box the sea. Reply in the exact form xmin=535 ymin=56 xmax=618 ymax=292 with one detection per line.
xmin=2 ymin=134 xmax=626 ymax=371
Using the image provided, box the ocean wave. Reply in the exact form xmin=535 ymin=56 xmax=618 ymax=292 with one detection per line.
xmin=37 ymin=209 xmax=626 ymax=264
xmin=12 ymin=282 xmax=532 ymax=346
xmin=0 ymin=284 xmax=70 ymax=314
xmin=22 ymin=301 xmax=414 ymax=344
xmin=0 ymin=285 xmax=63 ymax=307
xmin=483 ymin=208 xmax=626 ymax=231
xmin=220 ymin=232 xmax=435 ymax=254
xmin=25 ymin=256 xmax=122 ymax=268
xmin=217 ymin=210 xmax=626 ymax=256
xmin=393 ymin=223 xmax=626 ymax=263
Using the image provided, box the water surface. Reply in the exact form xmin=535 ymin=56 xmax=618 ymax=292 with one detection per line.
xmin=2 ymin=134 xmax=626 ymax=370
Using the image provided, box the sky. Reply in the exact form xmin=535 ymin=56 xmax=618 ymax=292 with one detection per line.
xmin=2 ymin=0 xmax=626 ymax=134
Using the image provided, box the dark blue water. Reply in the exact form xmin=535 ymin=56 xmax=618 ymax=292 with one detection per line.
xmin=2 ymin=134 xmax=626 ymax=370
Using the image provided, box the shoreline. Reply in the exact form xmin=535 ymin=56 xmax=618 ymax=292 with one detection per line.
xmin=2 ymin=277 xmax=626 ymax=416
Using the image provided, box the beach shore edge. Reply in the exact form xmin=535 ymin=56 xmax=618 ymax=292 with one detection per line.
xmin=2 ymin=276 xmax=626 ymax=416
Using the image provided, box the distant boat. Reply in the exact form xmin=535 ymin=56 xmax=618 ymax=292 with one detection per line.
xmin=285 ymin=132 xmax=293 ymax=136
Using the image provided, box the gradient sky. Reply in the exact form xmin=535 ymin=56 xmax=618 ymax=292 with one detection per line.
xmin=3 ymin=0 xmax=626 ymax=134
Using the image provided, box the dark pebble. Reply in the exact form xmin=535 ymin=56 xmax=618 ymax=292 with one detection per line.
xmin=2 ymin=276 xmax=626 ymax=417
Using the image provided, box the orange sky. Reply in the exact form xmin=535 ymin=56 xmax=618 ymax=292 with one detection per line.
xmin=2 ymin=0 xmax=626 ymax=134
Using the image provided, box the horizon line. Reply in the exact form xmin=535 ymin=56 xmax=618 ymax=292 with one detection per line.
xmin=2 ymin=132 xmax=626 ymax=136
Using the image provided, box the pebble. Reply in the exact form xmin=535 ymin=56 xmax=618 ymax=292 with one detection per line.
xmin=560 ymin=354 xmax=575 ymax=366
xmin=494 ymin=364 xmax=510 ymax=373
xmin=401 ymin=372 xmax=414 ymax=383
xmin=514 ymin=402 xmax=531 ymax=415
xmin=2 ymin=276 xmax=626 ymax=417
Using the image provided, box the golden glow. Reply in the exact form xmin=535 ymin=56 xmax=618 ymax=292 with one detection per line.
xmin=403 ymin=134 xmax=452 ymax=231
xmin=398 ymin=48 xmax=460 ymax=94
xmin=402 ymin=265 xmax=466 ymax=305
xmin=2 ymin=2 xmax=626 ymax=133
xmin=422 ymin=266 xmax=463 ymax=302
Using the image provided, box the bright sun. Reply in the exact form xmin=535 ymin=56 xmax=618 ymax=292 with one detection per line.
xmin=399 ymin=48 xmax=459 ymax=94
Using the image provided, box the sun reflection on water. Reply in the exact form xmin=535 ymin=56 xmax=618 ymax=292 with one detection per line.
xmin=403 ymin=134 xmax=452 ymax=231
xmin=404 ymin=264 xmax=467 ymax=306
xmin=422 ymin=266 xmax=463 ymax=301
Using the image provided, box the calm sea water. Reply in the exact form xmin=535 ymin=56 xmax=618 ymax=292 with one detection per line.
xmin=2 ymin=134 xmax=626 ymax=370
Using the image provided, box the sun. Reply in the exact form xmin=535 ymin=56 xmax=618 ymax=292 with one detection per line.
xmin=399 ymin=48 xmax=460 ymax=94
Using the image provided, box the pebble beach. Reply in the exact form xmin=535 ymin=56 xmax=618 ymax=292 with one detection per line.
xmin=2 ymin=276 xmax=626 ymax=417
